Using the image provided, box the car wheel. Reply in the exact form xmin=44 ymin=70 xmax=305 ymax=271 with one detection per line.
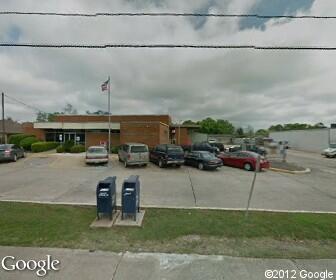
xmin=243 ymin=163 xmax=252 ymax=171
xmin=124 ymin=161 xmax=128 ymax=168
xmin=176 ymin=165 xmax=181 ymax=168
xmin=22 ymin=152 xmax=25 ymax=158
xmin=118 ymin=156 xmax=122 ymax=162
xmin=198 ymin=163 xmax=204 ymax=170
xmin=143 ymin=164 xmax=148 ymax=167
xmin=158 ymin=160 xmax=164 ymax=168
xmin=13 ymin=154 xmax=17 ymax=162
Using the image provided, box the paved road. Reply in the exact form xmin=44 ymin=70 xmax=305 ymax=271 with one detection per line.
xmin=0 ymin=150 xmax=335 ymax=212
xmin=0 ymin=246 xmax=335 ymax=280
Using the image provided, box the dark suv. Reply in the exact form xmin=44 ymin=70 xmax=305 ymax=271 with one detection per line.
xmin=192 ymin=142 xmax=219 ymax=154
xmin=150 ymin=144 xmax=185 ymax=168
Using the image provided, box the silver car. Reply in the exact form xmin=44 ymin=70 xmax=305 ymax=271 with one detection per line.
xmin=85 ymin=146 xmax=109 ymax=164
xmin=321 ymin=144 xmax=336 ymax=158
xmin=118 ymin=143 xmax=149 ymax=167
xmin=0 ymin=144 xmax=25 ymax=162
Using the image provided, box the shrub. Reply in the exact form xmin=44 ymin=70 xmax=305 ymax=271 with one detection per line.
xmin=31 ymin=142 xmax=59 ymax=153
xmin=63 ymin=140 xmax=75 ymax=153
xmin=8 ymin=134 xmax=35 ymax=146
xmin=56 ymin=145 xmax=65 ymax=153
xmin=110 ymin=146 xmax=119 ymax=154
xmin=19 ymin=137 xmax=39 ymax=151
xmin=70 ymin=145 xmax=86 ymax=153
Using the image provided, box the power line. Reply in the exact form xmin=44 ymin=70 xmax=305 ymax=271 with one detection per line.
xmin=4 ymin=94 xmax=45 ymax=113
xmin=1 ymin=43 xmax=336 ymax=50
xmin=1 ymin=11 xmax=336 ymax=19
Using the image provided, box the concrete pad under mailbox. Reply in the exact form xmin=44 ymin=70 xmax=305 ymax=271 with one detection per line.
xmin=90 ymin=211 xmax=120 ymax=228
xmin=114 ymin=210 xmax=145 ymax=227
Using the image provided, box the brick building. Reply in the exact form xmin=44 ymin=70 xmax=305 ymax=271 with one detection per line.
xmin=24 ymin=114 xmax=198 ymax=148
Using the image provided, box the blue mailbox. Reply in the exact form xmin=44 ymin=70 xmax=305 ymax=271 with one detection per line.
xmin=96 ymin=176 xmax=116 ymax=220
xmin=121 ymin=175 xmax=140 ymax=220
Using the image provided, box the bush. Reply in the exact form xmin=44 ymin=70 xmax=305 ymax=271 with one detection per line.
xmin=110 ymin=146 xmax=119 ymax=154
xmin=19 ymin=137 xmax=39 ymax=151
xmin=70 ymin=145 xmax=86 ymax=153
xmin=8 ymin=134 xmax=35 ymax=146
xmin=56 ymin=145 xmax=65 ymax=153
xmin=31 ymin=142 xmax=59 ymax=153
xmin=63 ymin=140 xmax=74 ymax=153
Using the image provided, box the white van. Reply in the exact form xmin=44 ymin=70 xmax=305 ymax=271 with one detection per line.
xmin=118 ymin=143 xmax=149 ymax=167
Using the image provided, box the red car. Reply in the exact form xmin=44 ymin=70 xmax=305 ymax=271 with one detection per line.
xmin=217 ymin=151 xmax=270 ymax=171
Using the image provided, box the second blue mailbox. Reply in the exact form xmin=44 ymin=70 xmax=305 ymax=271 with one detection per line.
xmin=121 ymin=175 xmax=140 ymax=220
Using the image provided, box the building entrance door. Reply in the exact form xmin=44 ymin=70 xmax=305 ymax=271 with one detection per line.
xmin=65 ymin=133 xmax=76 ymax=143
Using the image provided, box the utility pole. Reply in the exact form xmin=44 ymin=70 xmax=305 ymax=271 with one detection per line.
xmin=245 ymin=155 xmax=261 ymax=219
xmin=1 ymin=93 xmax=5 ymax=144
xmin=108 ymin=76 xmax=111 ymax=154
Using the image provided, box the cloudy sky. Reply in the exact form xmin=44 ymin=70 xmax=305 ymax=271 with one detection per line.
xmin=0 ymin=0 xmax=336 ymax=129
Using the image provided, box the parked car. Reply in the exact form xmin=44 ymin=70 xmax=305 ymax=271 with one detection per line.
xmin=118 ymin=143 xmax=149 ymax=167
xmin=226 ymin=145 xmax=242 ymax=153
xmin=184 ymin=151 xmax=223 ymax=170
xmin=321 ymin=144 xmax=336 ymax=158
xmin=208 ymin=142 xmax=225 ymax=152
xmin=85 ymin=146 xmax=109 ymax=165
xmin=192 ymin=142 xmax=219 ymax=154
xmin=0 ymin=144 xmax=25 ymax=162
xmin=150 ymin=144 xmax=184 ymax=168
xmin=246 ymin=145 xmax=267 ymax=156
xmin=217 ymin=151 xmax=270 ymax=171
xmin=226 ymin=144 xmax=267 ymax=156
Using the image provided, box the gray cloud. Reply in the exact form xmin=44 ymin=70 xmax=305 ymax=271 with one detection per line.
xmin=0 ymin=0 xmax=336 ymax=129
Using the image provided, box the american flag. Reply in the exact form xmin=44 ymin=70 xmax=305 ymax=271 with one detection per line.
xmin=101 ymin=79 xmax=109 ymax=92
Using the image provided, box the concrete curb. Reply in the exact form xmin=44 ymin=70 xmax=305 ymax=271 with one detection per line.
xmin=1 ymin=199 xmax=335 ymax=214
xmin=269 ymin=167 xmax=311 ymax=174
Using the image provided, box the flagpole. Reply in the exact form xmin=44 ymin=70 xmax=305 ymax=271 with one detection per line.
xmin=108 ymin=76 xmax=111 ymax=154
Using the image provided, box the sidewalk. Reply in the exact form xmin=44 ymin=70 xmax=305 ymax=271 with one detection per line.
xmin=0 ymin=246 xmax=335 ymax=280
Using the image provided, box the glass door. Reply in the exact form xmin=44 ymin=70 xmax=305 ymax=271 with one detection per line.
xmin=65 ymin=133 xmax=76 ymax=143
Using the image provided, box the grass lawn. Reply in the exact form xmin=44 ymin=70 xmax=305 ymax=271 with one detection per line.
xmin=1 ymin=202 xmax=335 ymax=258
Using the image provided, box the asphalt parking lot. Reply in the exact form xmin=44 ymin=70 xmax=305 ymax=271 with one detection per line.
xmin=0 ymin=150 xmax=335 ymax=212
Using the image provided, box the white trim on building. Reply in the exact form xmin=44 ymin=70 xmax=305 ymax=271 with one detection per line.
xmin=34 ymin=122 xmax=120 ymax=130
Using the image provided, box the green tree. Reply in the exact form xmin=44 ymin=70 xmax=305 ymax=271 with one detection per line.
xmin=216 ymin=119 xmax=235 ymax=134
xmin=236 ymin=127 xmax=245 ymax=137
xmin=269 ymin=124 xmax=284 ymax=131
xmin=198 ymin=118 xmax=235 ymax=135
xmin=36 ymin=112 xmax=49 ymax=122
xmin=183 ymin=120 xmax=197 ymax=125
xmin=36 ymin=111 xmax=60 ymax=122
xmin=199 ymin=118 xmax=218 ymax=134
xmin=256 ymin=129 xmax=269 ymax=137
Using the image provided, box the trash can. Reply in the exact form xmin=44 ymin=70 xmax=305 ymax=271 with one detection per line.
xmin=121 ymin=175 xmax=140 ymax=220
xmin=96 ymin=176 xmax=116 ymax=220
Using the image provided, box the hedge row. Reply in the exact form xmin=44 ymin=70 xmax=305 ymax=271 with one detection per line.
xmin=31 ymin=142 xmax=59 ymax=153
xmin=56 ymin=146 xmax=65 ymax=153
xmin=70 ymin=145 xmax=86 ymax=153
xmin=56 ymin=144 xmax=86 ymax=153
xmin=20 ymin=137 xmax=39 ymax=151
xmin=8 ymin=134 xmax=35 ymax=146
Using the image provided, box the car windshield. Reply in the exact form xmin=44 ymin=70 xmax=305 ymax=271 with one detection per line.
xmin=201 ymin=153 xmax=216 ymax=160
xmin=131 ymin=146 xmax=148 ymax=153
xmin=88 ymin=147 xmax=106 ymax=154
xmin=329 ymin=144 xmax=336 ymax=148
xmin=167 ymin=147 xmax=183 ymax=153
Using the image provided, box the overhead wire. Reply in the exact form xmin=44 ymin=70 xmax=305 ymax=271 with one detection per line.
xmin=0 ymin=43 xmax=336 ymax=50
xmin=0 ymin=11 xmax=336 ymax=19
